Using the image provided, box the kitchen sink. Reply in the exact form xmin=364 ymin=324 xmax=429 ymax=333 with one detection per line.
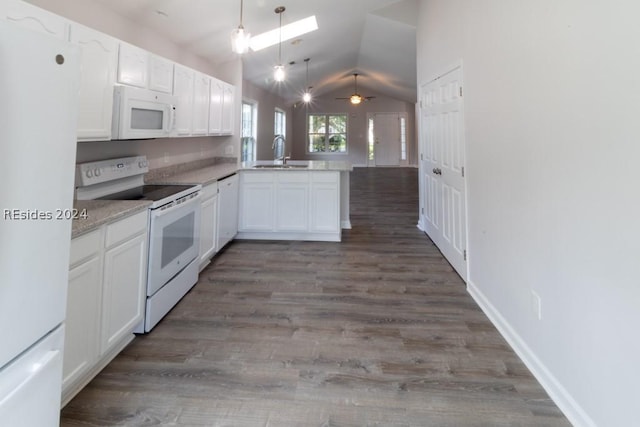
xmin=252 ymin=164 xmax=308 ymax=169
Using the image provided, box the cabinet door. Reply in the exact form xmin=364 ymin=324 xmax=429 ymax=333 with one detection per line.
xmin=199 ymin=192 xmax=218 ymax=269
xmin=101 ymin=232 xmax=146 ymax=354
xmin=192 ymin=72 xmax=210 ymax=135
xmin=70 ymin=24 xmax=118 ymax=141
xmin=1 ymin=0 xmax=68 ymax=40
xmin=221 ymin=83 xmax=235 ymax=135
xmin=239 ymin=172 xmax=274 ymax=232
xmin=63 ymin=256 xmax=101 ymax=393
xmin=208 ymin=79 xmax=223 ymax=135
xmin=173 ymin=64 xmax=194 ymax=136
xmin=276 ymin=172 xmax=309 ymax=231
xmin=218 ymin=174 xmax=239 ymax=249
xmin=149 ymin=54 xmax=174 ymax=94
xmin=117 ymin=43 xmax=148 ymax=88
xmin=310 ymin=172 xmax=340 ymax=233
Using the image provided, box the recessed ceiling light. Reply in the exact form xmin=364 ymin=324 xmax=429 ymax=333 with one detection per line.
xmin=249 ymin=15 xmax=318 ymax=52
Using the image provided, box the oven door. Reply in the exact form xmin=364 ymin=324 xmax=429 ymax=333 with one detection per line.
xmin=147 ymin=192 xmax=201 ymax=296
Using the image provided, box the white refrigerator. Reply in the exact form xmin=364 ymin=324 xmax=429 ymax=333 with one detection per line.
xmin=0 ymin=21 xmax=79 ymax=426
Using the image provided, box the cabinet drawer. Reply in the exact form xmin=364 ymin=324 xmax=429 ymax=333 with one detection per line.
xmin=276 ymin=171 xmax=308 ymax=184
xmin=70 ymin=229 xmax=102 ymax=267
xmin=201 ymin=182 xmax=218 ymax=200
xmin=311 ymin=171 xmax=339 ymax=183
xmin=105 ymin=210 xmax=147 ymax=248
xmin=241 ymin=171 xmax=273 ymax=183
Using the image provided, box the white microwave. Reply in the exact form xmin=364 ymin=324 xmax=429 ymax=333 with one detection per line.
xmin=111 ymin=85 xmax=177 ymax=140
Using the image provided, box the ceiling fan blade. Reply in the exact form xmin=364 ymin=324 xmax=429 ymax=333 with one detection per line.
xmin=335 ymin=97 xmax=350 ymax=100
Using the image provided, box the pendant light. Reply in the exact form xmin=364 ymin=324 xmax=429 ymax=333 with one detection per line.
xmin=231 ymin=0 xmax=250 ymax=54
xmin=302 ymin=58 xmax=312 ymax=103
xmin=273 ymin=6 xmax=286 ymax=82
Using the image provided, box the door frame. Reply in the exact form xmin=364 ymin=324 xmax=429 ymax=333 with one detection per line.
xmin=366 ymin=112 xmax=409 ymax=167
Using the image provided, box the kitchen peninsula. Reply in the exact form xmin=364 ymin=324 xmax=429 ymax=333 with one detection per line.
xmin=238 ymin=160 xmax=352 ymax=242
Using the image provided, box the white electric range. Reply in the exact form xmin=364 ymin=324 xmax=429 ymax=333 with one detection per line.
xmin=76 ymin=156 xmax=201 ymax=332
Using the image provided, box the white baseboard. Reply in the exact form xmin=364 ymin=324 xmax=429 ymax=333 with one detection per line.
xmin=466 ymin=280 xmax=596 ymax=427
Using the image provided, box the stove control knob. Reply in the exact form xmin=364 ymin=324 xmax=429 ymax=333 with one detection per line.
xmin=138 ymin=160 xmax=146 ymax=168
xmin=94 ymin=168 xmax=101 ymax=177
xmin=86 ymin=169 xmax=93 ymax=178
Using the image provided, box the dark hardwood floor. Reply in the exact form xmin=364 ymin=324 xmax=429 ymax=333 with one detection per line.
xmin=61 ymin=167 xmax=570 ymax=426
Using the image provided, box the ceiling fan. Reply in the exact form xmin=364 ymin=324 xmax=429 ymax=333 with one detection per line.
xmin=336 ymin=73 xmax=375 ymax=105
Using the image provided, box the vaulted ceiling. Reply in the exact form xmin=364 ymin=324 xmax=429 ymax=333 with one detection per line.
xmin=90 ymin=0 xmax=418 ymax=105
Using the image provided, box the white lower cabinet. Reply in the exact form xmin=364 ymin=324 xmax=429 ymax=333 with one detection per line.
xmin=238 ymin=170 xmax=341 ymax=241
xmin=199 ymin=182 xmax=219 ymax=270
xmin=102 ymin=231 xmax=146 ymax=353
xmin=62 ymin=210 xmax=147 ymax=406
xmin=310 ymin=172 xmax=340 ymax=233
xmin=276 ymin=172 xmax=309 ymax=232
xmin=239 ymin=171 xmax=275 ymax=232
xmin=63 ymin=230 xmax=102 ymax=397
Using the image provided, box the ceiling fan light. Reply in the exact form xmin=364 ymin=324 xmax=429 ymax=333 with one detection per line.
xmin=231 ymin=26 xmax=251 ymax=54
xmin=274 ymin=64 xmax=286 ymax=82
xmin=350 ymin=94 xmax=362 ymax=105
xmin=303 ymin=91 xmax=312 ymax=103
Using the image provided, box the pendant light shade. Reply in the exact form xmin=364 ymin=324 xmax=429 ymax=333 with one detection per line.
xmin=274 ymin=64 xmax=285 ymax=82
xmin=302 ymin=58 xmax=312 ymax=103
xmin=273 ymin=6 xmax=286 ymax=82
xmin=231 ymin=0 xmax=250 ymax=54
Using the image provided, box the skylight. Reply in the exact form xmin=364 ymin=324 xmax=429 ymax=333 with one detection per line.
xmin=249 ymin=15 xmax=318 ymax=52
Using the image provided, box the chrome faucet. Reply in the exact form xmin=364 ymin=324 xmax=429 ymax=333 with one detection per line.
xmin=272 ymin=134 xmax=288 ymax=163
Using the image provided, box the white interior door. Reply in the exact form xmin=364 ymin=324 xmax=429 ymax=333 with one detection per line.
xmin=419 ymin=66 xmax=467 ymax=280
xmin=372 ymin=113 xmax=401 ymax=166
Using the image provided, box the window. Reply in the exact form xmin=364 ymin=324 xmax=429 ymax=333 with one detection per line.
xmin=241 ymin=101 xmax=257 ymax=162
xmin=307 ymin=113 xmax=347 ymax=153
xmin=274 ymin=108 xmax=286 ymax=159
xmin=400 ymin=116 xmax=407 ymax=161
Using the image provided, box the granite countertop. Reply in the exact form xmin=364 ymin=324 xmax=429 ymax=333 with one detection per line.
xmin=72 ymin=159 xmax=239 ymax=238
xmin=239 ymin=160 xmax=353 ymax=171
xmin=72 ymin=199 xmax=151 ymax=238
xmin=146 ymin=162 xmax=238 ymax=186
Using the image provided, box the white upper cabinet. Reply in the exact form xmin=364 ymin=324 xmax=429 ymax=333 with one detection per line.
xmin=209 ymin=79 xmax=235 ymax=136
xmin=70 ymin=23 xmax=118 ymax=142
xmin=172 ymin=64 xmax=195 ymax=136
xmin=1 ymin=0 xmax=68 ymax=40
xmin=221 ymin=83 xmax=235 ymax=135
xmin=208 ymin=79 xmax=224 ymax=135
xmin=192 ymin=72 xmax=210 ymax=135
xmin=173 ymin=65 xmax=211 ymax=137
xmin=117 ymin=42 xmax=148 ymax=88
xmin=148 ymin=54 xmax=174 ymax=94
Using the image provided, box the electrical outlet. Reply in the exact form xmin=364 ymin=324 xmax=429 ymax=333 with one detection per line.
xmin=163 ymin=152 xmax=170 ymax=164
xmin=531 ymin=290 xmax=542 ymax=320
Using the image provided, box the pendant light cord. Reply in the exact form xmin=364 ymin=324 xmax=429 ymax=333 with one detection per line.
xmin=278 ymin=10 xmax=283 ymax=65
xmin=239 ymin=0 xmax=244 ymax=27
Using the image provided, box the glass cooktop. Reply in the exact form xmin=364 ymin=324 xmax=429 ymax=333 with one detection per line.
xmin=98 ymin=184 xmax=196 ymax=203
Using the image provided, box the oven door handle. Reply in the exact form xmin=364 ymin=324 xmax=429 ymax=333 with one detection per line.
xmin=153 ymin=192 xmax=201 ymax=218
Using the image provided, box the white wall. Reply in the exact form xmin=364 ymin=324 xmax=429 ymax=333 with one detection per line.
xmin=290 ymin=86 xmax=417 ymax=166
xmin=27 ymin=0 xmax=241 ymax=169
xmin=417 ymin=1 xmax=640 ymax=426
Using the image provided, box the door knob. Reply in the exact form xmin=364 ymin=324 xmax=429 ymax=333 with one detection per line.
xmin=432 ymin=168 xmax=442 ymax=175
